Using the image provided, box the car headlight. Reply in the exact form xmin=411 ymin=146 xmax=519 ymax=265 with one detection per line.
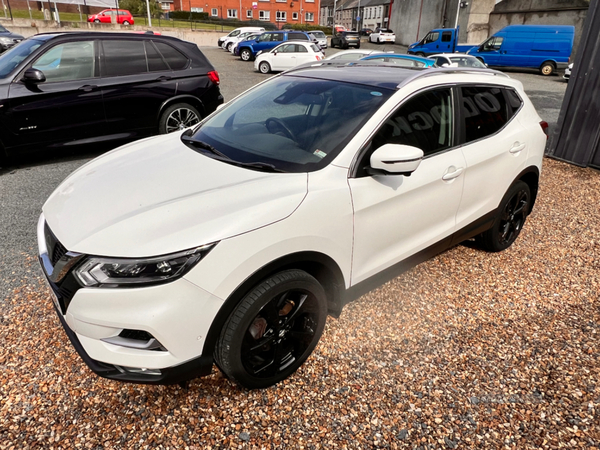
xmin=0 ymin=37 xmax=14 ymax=45
xmin=74 ymin=244 xmax=216 ymax=288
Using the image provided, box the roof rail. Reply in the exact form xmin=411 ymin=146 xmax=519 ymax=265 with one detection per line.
xmin=396 ymin=66 xmax=510 ymax=89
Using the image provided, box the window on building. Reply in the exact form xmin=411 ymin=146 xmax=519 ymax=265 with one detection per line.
xmin=276 ymin=0 xmax=286 ymax=2
xmin=246 ymin=9 xmax=253 ymax=18
xmin=211 ymin=8 xmax=218 ymax=16
xmin=292 ymin=12 xmax=298 ymax=20
xmin=259 ymin=10 xmax=270 ymax=20
xmin=191 ymin=7 xmax=203 ymax=12
xmin=276 ymin=11 xmax=286 ymax=21
xmin=305 ymin=12 xmax=314 ymax=21
xmin=227 ymin=9 xmax=237 ymax=18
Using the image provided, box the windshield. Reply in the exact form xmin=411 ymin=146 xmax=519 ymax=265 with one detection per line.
xmin=312 ymin=32 xmax=326 ymax=38
xmin=0 ymin=38 xmax=43 ymax=79
xmin=188 ymin=76 xmax=393 ymax=172
xmin=449 ymin=56 xmax=486 ymax=68
xmin=0 ymin=24 xmax=8 ymax=33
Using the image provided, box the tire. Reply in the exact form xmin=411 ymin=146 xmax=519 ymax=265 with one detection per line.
xmin=240 ymin=48 xmax=252 ymax=61
xmin=226 ymin=42 xmax=233 ymax=52
xmin=540 ymin=61 xmax=555 ymax=76
xmin=479 ymin=181 xmax=531 ymax=252
xmin=94 ymin=19 xmax=100 ymax=23
xmin=356 ymin=44 xmax=360 ymax=49
xmin=416 ymin=52 xmax=425 ymax=57
xmin=158 ymin=103 xmax=201 ymax=134
xmin=258 ymin=61 xmax=271 ymax=74
xmin=123 ymin=20 xmax=130 ymax=25
xmin=215 ymin=269 xmax=328 ymax=389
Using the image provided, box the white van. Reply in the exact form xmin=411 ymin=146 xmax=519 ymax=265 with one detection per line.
xmin=217 ymin=27 xmax=265 ymax=47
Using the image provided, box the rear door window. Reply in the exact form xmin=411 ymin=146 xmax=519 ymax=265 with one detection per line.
xmin=289 ymin=33 xmax=308 ymax=41
xmin=102 ymin=40 xmax=146 ymax=76
xmin=461 ymin=86 xmax=510 ymax=143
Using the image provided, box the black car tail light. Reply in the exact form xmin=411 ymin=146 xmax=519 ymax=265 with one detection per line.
xmin=208 ymin=70 xmax=220 ymax=85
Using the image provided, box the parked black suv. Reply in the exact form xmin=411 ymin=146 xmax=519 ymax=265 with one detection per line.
xmin=0 ymin=32 xmax=223 ymax=159
xmin=331 ymin=31 xmax=361 ymax=49
xmin=0 ymin=23 xmax=23 ymax=53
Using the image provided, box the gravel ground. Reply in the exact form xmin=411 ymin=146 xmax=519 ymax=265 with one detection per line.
xmin=1 ymin=157 xmax=599 ymax=449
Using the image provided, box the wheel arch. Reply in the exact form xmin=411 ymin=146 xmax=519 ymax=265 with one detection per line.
xmin=201 ymin=251 xmax=346 ymax=358
xmin=516 ymin=166 xmax=540 ymax=212
xmin=157 ymin=95 xmax=205 ymax=124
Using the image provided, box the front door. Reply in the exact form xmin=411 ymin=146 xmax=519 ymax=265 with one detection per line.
xmin=349 ymin=87 xmax=465 ymax=284
xmin=5 ymin=39 xmax=106 ymax=152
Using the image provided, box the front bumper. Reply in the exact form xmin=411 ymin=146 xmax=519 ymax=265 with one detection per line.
xmin=37 ymin=215 xmax=224 ymax=384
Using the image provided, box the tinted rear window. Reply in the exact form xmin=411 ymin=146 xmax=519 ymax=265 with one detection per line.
xmin=288 ymin=33 xmax=309 ymax=41
xmin=462 ymin=86 xmax=509 ymax=143
xmin=103 ymin=40 xmax=147 ymax=76
xmin=154 ymin=41 xmax=189 ymax=70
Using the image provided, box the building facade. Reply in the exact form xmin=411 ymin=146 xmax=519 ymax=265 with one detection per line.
xmin=174 ymin=0 xmax=320 ymax=25
xmin=320 ymin=0 xmax=390 ymax=31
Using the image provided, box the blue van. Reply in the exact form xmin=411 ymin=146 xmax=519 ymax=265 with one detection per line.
xmin=467 ymin=25 xmax=574 ymax=75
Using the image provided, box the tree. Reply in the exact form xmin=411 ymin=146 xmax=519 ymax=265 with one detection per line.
xmin=119 ymin=0 xmax=162 ymax=18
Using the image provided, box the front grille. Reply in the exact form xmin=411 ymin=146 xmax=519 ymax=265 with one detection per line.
xmin=44 ymin=223 xmax=68 ymax=265
xmin=41 ymin=222 xmax=83 ymax=314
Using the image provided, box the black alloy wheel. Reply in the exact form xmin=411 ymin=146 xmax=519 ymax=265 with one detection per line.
xmin=215 ymin=270 xmax=327 ymax=389
xmin=159 ymin=103 xmax=201 ymax=134
xmin=479 ymin=181 xmax=531 ymax=252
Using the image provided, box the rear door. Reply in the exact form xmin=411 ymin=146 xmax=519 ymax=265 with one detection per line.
xmin=454 ymin=85 xmax=529 ymax=232
xmin=98 ymin=38 xmax=179 ymax=139
xmin=5 ymin=39 xmax=106 ymax=152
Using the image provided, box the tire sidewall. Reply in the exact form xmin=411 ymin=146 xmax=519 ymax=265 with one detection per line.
xmin=259 ymin=62 xmax=270 ymax=74
xmin=241 ymin=49 xmax=251 ymax=61
xmin=217 ymin=270 xmax=327 ymax=389
xmin=485 ymin=181 xmax=531 ymax=252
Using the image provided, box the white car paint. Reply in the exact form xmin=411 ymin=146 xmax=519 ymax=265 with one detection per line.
xmin=254 ymin=41 xmax=324 ymax=73
xmin=38 ymin=68 xmax=546 ymax=385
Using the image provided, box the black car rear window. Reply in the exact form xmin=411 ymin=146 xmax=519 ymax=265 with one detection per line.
xmin=154 ymin=41 xmax=189 ymax=70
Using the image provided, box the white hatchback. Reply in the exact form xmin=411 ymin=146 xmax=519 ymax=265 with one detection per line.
xmin=254 ymin=41 xmax=324 ymax=73
xmin=370 ymin=28 xmax=396 ymax=44
xmin=38 ymin=65 xmax=547 ymax=389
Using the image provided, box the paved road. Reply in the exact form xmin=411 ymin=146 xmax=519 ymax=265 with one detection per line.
xmin=0 ymin=40 xmax=568 ymax=303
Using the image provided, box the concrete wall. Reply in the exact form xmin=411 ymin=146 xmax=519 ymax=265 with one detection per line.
xmin=389 ymin=0 xmax=459 ymax=46
xmin=0 ymin=18 xmax=225 ymax=47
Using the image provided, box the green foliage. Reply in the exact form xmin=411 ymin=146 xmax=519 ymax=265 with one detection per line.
xmin=281 ymin=23 xmax=332 ymax=35
xmin=120 ymin=0 xmax=162 ymax=18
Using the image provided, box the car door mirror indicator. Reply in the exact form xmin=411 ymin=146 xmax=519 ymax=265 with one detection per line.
xmin=369 ymin=144 xmax=424 ymax=176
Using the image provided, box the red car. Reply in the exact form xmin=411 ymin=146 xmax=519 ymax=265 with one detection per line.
xmin=88 ymin=9 xmax=134 ymax=25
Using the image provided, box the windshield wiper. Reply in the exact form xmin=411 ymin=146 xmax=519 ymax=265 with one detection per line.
xmin=181 ymin=134 xmax=285 ymax=173
xmin=229 ymin=161 xmax=285 ymax=173
xmin=181 ymin=134 xmax=231 ymax=160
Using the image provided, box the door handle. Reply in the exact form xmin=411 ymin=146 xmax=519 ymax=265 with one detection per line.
xmin=509 ymin=142 xmax=526 ymax=154
xmin=442 ymin=167 xmax=464 ymax=181
xmin=156 ymin=75 xmax=172 ymax=81
xmin=78 ymin=84 xmax=98 ymax=92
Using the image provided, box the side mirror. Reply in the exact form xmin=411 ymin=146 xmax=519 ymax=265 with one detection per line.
xmin=22 ymin=68 xmax=46 ymax=84
xmin=369 ymin=144 xmax=423 ymax=176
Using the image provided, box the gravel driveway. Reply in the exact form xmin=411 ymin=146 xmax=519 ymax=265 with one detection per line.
xmin=1 ymin=159 xmax=599 ymax=448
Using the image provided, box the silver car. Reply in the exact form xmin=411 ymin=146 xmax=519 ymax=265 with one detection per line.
xmin=308 ymin=31 xmax=327 ymax=50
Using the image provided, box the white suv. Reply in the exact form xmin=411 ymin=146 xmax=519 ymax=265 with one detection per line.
xmin=38 ymin=63 xmax=547 ymax=389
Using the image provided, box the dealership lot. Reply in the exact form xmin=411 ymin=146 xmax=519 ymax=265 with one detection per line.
xmin=2 ymin=39 xmax=597 ymax=449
